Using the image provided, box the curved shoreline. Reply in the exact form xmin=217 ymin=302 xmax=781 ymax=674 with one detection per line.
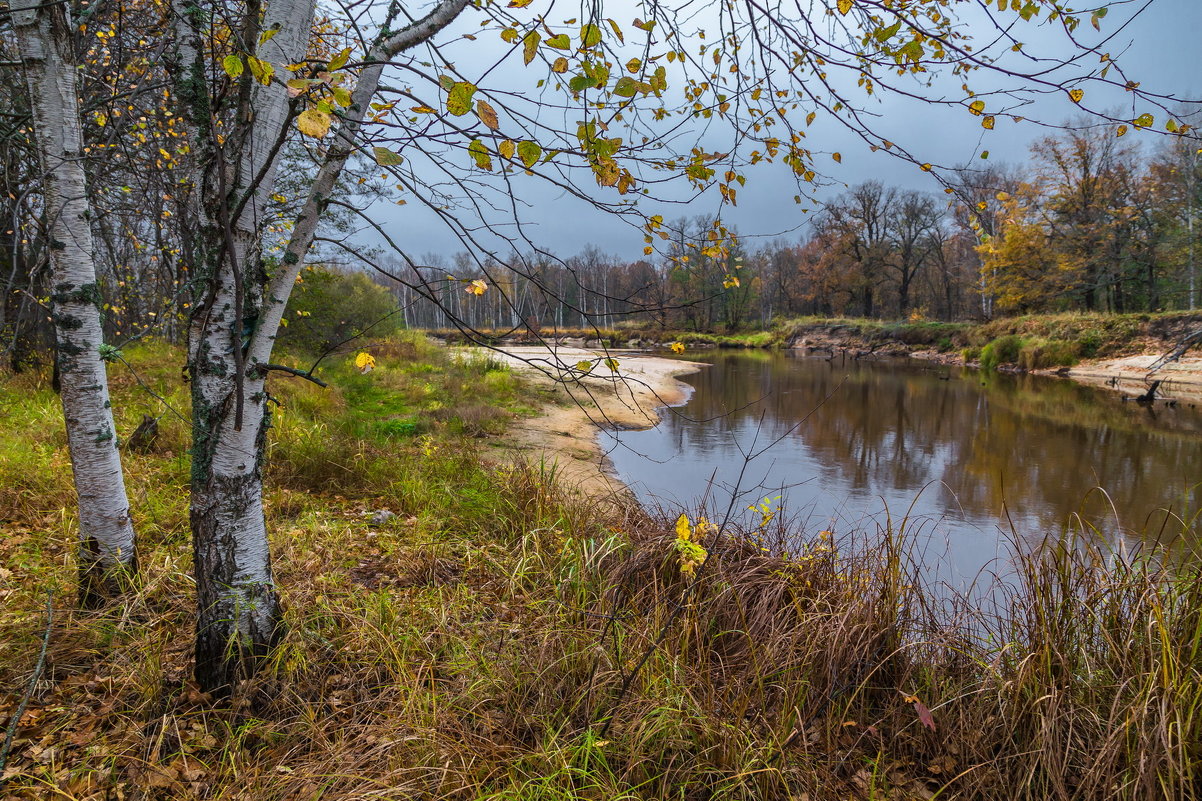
xmin=484 ymin=345 xmax=705 ymax=498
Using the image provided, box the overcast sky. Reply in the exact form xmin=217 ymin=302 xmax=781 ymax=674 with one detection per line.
xmin=352 ymin=0 xmax=1201 ymax=265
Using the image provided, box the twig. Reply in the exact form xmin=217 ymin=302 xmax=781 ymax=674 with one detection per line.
xmin=255 ymin=363 xmax=328 ymax=388
xmin=0 ymin=593 xmax=53 ymax=790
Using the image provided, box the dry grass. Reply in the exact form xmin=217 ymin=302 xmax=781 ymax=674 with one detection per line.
xmin=1 ymin=337 xmax=1200 ymax=800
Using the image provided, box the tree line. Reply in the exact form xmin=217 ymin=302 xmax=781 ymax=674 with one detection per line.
xmin=382 ymin=124 xmax=1200 ymax=333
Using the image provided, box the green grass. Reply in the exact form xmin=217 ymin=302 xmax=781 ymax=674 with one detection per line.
xmin=2 ymin=334 xmax=1201 ymax=800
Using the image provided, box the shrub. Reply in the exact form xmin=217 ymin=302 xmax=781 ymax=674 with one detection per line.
xmin=280 ymin=265 xmax=400 ymax=355
xmin=1018 ymin=338 xmax=1081 ymax=370
xmin=979 ymin=334 xmax=1024 ymax=370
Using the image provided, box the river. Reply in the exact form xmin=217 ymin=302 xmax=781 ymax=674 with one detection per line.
xmin=601 ymin=351 xmax=1202 ymax=583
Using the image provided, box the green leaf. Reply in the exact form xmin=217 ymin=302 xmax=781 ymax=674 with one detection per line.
xmin=875 ymin=20 xmax=901 ymax=41
xmin=604 ymin=357 xmax=620 ymax=371
xmin=522 ymin=31 xmax=540 ymax=65
xmin=517 ymin=140 xmax=542 ymax=169
xmin=468 ymin=139 xmax=493 ymax=170
xmin=545 ymin=34 xmax=571 ymax=49
xmin=446 ymin=81 xmax=477 ymax=116
xmin=580 ymin=23 xmax=602 ymax=47
xmin=222 ymin=54 xmax=244 ymax=78
xmin=1134 ymin=113 xmax=1154 ymax=128
xmin=372 ymin=147 xmax=404 ymax=166
xmin=613 ymin=76 xmax=639 ymax=97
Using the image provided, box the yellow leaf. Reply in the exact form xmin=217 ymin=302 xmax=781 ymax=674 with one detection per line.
xmin=465 ymin=278 xmax=488 ymax=296
xmin=676 ymin=513 xmax=691 ymax=541
xmin=354 ymin=351 xmax=376 ymax=372
xmin=670 ymin=342 xmax=686 ymax=354
xmin=522 ymin=31 xmax=541 ymax=65
xmin=328 ymin=47 xmax=352 ymax=71
xmin=837 ymin=0 xmax=853 ymax=13
xmin=246 ymin=55 xmax=274 ymax=85
xmin=507 ymin=0 xmax=533 ymax=6
xmin=920 ymin=163 xmax=932 ymax=172
xmin=499 ymin=139 xmax=516 ymax=159
xmin=1068 ymin=88 xmax=1084 ymax=103
xmin=552 ymin=57 xmax=569 ymax=73
xmin=982 ymin=115 xmax=995 ymax=129
xmin=604 ymin=357 xmax=620 ymax=371
xmin=575 ymin=360 xmax=593 ymax=373
xmin=1115 ymin=124 xmax=1128 ymax=137
xmin=296 ymin=108 xmax=331 ymax=138
xmin=968 ymin=99 xmax=985 ymax=116
xmin=832 ymin=152 xmax=841 ymax=163
xmin=372 ymin=147 xmax=404 ymax=166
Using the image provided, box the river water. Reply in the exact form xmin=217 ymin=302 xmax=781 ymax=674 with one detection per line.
xmin=601 ymin=351 xmax=1202 ymax=583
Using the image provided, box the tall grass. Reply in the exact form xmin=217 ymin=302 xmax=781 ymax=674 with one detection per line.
xmin=1 ymin=336 xmax=1200 ymax=800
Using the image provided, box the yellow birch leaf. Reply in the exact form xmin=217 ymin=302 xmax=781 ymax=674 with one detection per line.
xmin=296 ymin=109 xmax=331 ymax=138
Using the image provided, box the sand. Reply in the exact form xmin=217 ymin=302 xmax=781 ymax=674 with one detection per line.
xmin=1061 ymin=354 xmax=1202 ymax=404
xmin=478 ymin=345 xmax=706 ymax=499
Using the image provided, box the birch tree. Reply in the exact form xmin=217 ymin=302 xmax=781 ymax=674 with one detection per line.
xmin=168 ymin=0 xmax=471 ymax=691
xmin=13 ymin=0 xmax=138 ymax=605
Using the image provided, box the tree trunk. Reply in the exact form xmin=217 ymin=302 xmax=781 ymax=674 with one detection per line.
xmin=188 ymin=260 xmax=279 ymax=690
xmin=173 ymin=0 xmax=468 ymax=692
xmin=14 ymin=0 xmax=137 ymax=605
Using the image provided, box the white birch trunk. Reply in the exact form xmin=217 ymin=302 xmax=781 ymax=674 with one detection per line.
xmin=14 ymin=0 xmax=137 ymax=604
xmin=174 ymin=0 xmax=467 ymax=691
xmin=171 ymin=0 xmax=316 ymax=691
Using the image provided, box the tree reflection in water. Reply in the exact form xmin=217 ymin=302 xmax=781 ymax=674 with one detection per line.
xmin=603 ymin=351 xmax=1202 ymax=585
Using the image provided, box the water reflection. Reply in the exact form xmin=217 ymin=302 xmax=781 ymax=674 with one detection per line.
xmin=602 ymin=351 xmax=1202 ymax=582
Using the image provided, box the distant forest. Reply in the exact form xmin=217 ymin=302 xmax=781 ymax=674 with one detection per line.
xmin=384 ymin=125 xmax=1201 ymax=332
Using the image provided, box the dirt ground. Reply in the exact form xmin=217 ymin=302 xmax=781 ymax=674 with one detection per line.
xmin=479 ymin=345 xmax=705 ymax=499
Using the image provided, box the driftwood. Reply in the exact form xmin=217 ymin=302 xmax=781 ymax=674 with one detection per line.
xmin=1124 ymin=380 xmax=1162 ymax=405
xmin=1146 ymin=327 xmax=1202 ymax=377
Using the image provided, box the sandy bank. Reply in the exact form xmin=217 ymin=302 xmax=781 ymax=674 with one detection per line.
xmin=1061 ymin=354 xmax=1202 ymax=404
xmin=481 ymin=345 xmax=705 ymax=499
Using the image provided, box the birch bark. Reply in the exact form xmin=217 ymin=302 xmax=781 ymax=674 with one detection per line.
xmin=14 ymin=0 xmax=138 ymax=605
xmin=171 ymin=0 xmax=467 ymax=691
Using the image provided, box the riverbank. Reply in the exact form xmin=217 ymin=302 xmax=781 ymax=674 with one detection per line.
xmin=435 ymin=312 xmax=1202 ymax=404
xmin=480 ymin=345 xmax=705 ymax=497
xmin=783 ymin=312 xmax=1202 ymax=404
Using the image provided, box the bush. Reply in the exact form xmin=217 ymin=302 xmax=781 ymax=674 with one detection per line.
xmin=979 ymin=334 xmax=1024 ymax=370
xmin=1018 ymin=338 xmax=1081 ymax=370
xmin=280 ymin=265 xmax=400 ymax=354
